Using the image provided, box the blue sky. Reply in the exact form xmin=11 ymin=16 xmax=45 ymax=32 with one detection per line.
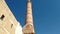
xmin=5 ymin=0 xmax=60 ymax=34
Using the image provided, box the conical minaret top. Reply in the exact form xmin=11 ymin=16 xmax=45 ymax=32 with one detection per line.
xmin=27 ymin=0 xmax=30 ymax=2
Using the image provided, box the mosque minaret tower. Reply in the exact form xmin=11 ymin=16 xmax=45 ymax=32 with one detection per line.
xmin=22 ymin=0 xmax=35 ymax=34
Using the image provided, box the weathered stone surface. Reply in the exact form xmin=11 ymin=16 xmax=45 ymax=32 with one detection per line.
xmin=0 ymin=0 xmax=22 ymax=34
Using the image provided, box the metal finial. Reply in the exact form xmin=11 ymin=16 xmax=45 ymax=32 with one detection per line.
xmin=27 ymin=0 xmax=30 ymax=2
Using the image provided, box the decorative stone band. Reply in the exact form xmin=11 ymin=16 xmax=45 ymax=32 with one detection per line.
xmin=22 ymin=23 xmax=34 ymax=34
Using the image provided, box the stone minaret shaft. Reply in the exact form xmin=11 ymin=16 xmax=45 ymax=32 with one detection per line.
xmin=25 ymin=0 xmax=33 ymax=24
xmin=22 ymin=0 xmax=35 ymax=34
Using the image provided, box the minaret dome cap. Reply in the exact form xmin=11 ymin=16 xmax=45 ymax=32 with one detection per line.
xmin=27 ymin=0 xmax=30 ymax=2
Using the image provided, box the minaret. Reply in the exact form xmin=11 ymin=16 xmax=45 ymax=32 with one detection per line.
xmin=22 ymin=0 xmax=35 ymax=34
